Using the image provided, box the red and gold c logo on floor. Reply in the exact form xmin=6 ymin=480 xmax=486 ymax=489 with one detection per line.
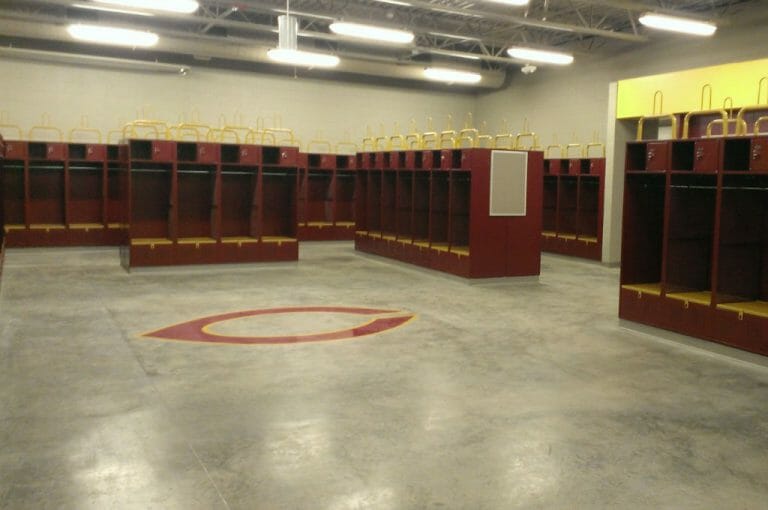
xmin=142 ymin=306 xmax=416 ymax=345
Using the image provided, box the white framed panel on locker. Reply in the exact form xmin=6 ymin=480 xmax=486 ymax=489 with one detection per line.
xmin=489 ymin=150 xmax=527 ymax=216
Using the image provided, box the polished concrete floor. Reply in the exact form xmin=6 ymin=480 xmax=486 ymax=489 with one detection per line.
xmin=2 ymin=243 xmax=768 ymax=509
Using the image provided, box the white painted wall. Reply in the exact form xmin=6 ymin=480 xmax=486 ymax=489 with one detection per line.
xmin=0 ymin=58 xmax=477 ymax=149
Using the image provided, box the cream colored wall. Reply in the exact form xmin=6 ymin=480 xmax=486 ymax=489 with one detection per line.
xmin=0 ymin=58 xmax=477 ymax=149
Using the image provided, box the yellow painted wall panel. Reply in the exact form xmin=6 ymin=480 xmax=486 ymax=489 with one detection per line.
xmin=617 ymin=58 xmax=768 ymax=119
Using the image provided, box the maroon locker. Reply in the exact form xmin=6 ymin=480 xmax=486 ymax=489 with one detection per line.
xmin=239 ymin=145 xmax=260 ymax=164
xmin=45 ymin=143 xmax=67 ymax=161
xmin=150 ymin=141 xmax=175 ymax=162
xmin=751 ymin=136 xmax=768 ymax=172
xmin=85 ymin=144 xmax=107 ymax=161
xmin=196 ymin=143 xmax=220 ymax=164
xmin=4 ymin=141 xmax=27 ymax=159
xmin=693 ymin=139 xmax=720 ymax=173
xmin=645 ymin=141 xmax=670 ymax=171
xmin=278 ymin=147 xmax=299 ymax=166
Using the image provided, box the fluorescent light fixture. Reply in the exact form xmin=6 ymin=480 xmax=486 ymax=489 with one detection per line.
xmin=507 ymin=46 xmax=573 ymax=65
xmin=639 ymin=13 xmax=716 ymax=36
xmin=267 ymin=48 xmax=340 ymax=68
xmin=67 ymin=24 xmax=159 ymax=47
xmin=423 ymin=67 xmax=482 ymax=84
xmin=329 ymin=22 xmax=414 ymax=44
xmin=95 ymin=0 xmax=199 ymax=14
xmin=484 ymin=0 xmax=529 ymax=5
xmin=73 ymin=3 xmax=155 ymax=16
xmin=373 ymin=0 xmax=412 ymax=6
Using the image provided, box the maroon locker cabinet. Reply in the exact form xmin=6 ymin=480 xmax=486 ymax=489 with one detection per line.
xmin=355 ymin=148 xmax=542 ymax=278
xmin=619 ymin=136 xmax=768 ymax=356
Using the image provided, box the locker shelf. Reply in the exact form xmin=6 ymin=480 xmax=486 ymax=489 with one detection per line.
xmin=717 ymin=301 xmax=768 ymax=318
xmin=29 ymin=223 xmax=65 ymax=230
xmin=131 ymin=238 xmax=172 ymax=246
xmin=221 ymin=236 xmax=259 ymax=245
xmin=621 ymin=283 xmax=662 ymax=296
xmin=177 ymin=237 xmax=216 ymax=245
xmin=666 ymin=291 xmax=712 ymax=306
xmin=68 ymin=223 xmax=104 ymax=231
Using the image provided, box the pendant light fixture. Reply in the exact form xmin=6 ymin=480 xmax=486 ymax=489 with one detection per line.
xmin=267 ymin=0 xmax=340 ymax=68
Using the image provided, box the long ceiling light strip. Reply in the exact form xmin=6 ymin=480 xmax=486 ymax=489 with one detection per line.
xmin=267 ymin=48 xmax=340 ymax=67
xmin=72 ymin=3 xmax=155 ymax=16
xmin=423 ymin=67 xmax=482 ymax=84
xmin=267 ymin=14 xmax=340 ymax=68
xmin=483 ymin=0 xmax=529 ymax=5
xmin=329 ymin=22 xmax=414 ymax=44
xmin=95 ymin=0 xmax=199 ymax=14
xmin=67 ymin=24 xmax=159 ymax=47
xmin=638 ymin=13 xmax=717 ymax=36
xmin=507 ymin=46 xmax=573 ymax=65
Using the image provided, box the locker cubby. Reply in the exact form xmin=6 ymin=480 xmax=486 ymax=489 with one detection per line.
xmin=625 ymin=142 xmax=648 ymax=171
xmin=220 ymin=166 xmax=257 ymax=238
xmin=129 ymin=140 xmax=153 ymax=160
xmin=261 ymin=168 xmax=297 ymax=239
xmin=723 ymin=138 xmax=751 ymax=172
xmin=542 ymin=176 xmax=558 ymax=234
xmin=262 ymin=147 xmax=281 ymax=165
xmin=221 ymin=144 xmax=240 ymax=164
xmin=577 ymin=177 xmax=600 ymax=240
xmin=619 ymin=141 xmax=768 ymax=356
xmin=68 ymin=144 xmax=87 ymax=161
xmin=670 ymin=141 xmax=694 ymax=171
xmin=449 ymin=170 xmax=470 ymax=250
xmin=664 ymin=174 xmax=716 ymax=296
xmin=176 ymin=164 xmax=216 ymax=239
xmin=355 ymin=148 xmax=543 ymax=278
xmin=556 ymin=176 xmax=578 ymax=237
xmin=715 ymin=174 xmax=767 ymax=305
xmin=412 ymin=171 xmax=430 ymax=243
xmin=335 ymin=170 xmax=356 ymax=227
xmin=302 ymin=169 xmax=333 ymax=227
xmin=381 ymin=171 xmax=397 ymax=236
xmin=68 ymin=162 xmax=104 ymax=225
xmin=28 ymin=143 xmax=50 ymax=160
xmin=397 ymin=152 xmax=406 ymax=169
xmin=2 ymin=161 xmax=25 ymax=226
xmin=367 ymin=170 xmax=382 ymax=235
xmin=578 ymin=159 xmax=591 ymax=174
xmin=129 ymin=163 xmax=173 ymax=240
xmin=620 ymin=173 xmax=666 ymax=290
xmin=28 ymin=162 xmax=65 ymax=225
xmin=107 ymin=145 xmax=120 ymax=161
xmin=429 ymin=171 xmax=449 ymax=247
xmin=176 ymin=143 xmax=198 ymax=162
xmin=354 ymin=170 xmax=369 ymax=233
xmin=396 ymin=170 xmax=413 ymax=239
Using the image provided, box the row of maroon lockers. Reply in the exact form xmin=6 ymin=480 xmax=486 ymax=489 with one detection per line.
xmin=0 ymin=139 xmax=605 ymax=173
xmin=626 ymin=136 xmax=768 ymax=173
